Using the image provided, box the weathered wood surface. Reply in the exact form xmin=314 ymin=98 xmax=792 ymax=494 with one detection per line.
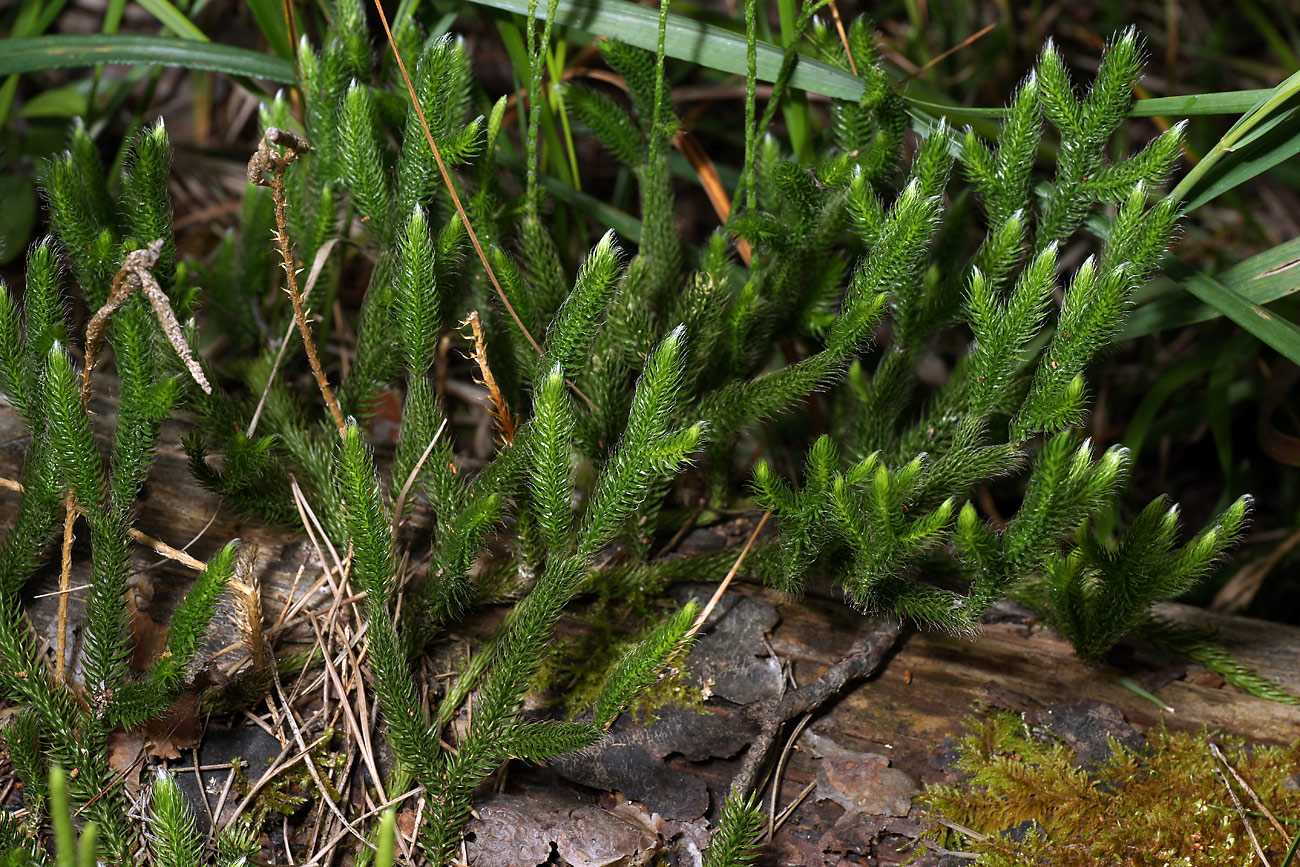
xmin=3 ymin=391 xmax=1299 ymax=864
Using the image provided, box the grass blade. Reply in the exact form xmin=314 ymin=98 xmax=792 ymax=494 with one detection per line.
xmin=1171 ymin=68 xmax=1300 ymax=210
xmin=464 ymin=0 xmax=865 ymax=101
xmin=134 ymin=0 xmax=209 ymax=41
xmin=1160 ymin=254 xmax=1300 ymax=365
xmin=0 ymin=35 xmax=294 ymax=81
xmin=903 ymin=88 xmax=1280 ymax=123
xmin=244 ymin=0 xmax=295 ymax=59
xmin=1124 ymin=236 xmax=1300 ymax=339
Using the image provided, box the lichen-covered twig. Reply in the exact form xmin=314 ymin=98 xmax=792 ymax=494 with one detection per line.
xmin=729 ymin=615 xmax=903 ymax=798
xmin=464 ymin=311 xmax=515 ymax=445
xmin=82 ymin=238 xmax=212 ymax=406
xmin=247 ymin=128 xmax=347 ymax=438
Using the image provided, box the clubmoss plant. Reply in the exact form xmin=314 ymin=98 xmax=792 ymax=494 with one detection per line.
xmin=748 ymin=30 xmax=1276 ymax=692
xmin=0 ymin=0 xmax=1292 ymax=863
xmin=0 ymin=190 xmax=239 ymax=855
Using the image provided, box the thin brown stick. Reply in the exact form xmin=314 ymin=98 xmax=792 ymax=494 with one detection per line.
xmin=0 ymin=475 xmax=206 ymax=571
xmin=465 ymin=311 xmax=516 ymax=445
xmin=248 ymin=238 xmax=339 ymax=438
xmin=372 ymin=0 xmax=544 ymax=358
xmin=56 ymin=495 xmax=75 ymax=682
xmin=126 ymin=528 xmax=206 ymax=572
xmin=689 ymin=510 xmax=771 ymax=639
xmin=1214 ymin=760 xmax=1271 ymax=866
xmin=770 ymin=779 xmax=815 ymax=837
xmin=766 ymin=711 xmax=811 ymax=842
xmin=826 ymin=1 xmax=857 ymax=75
xmin=1210 ymin=741 xmax=1289 ymax=842
xmin=899 ymin=23 xmax=997 ymax=84
xmin=248 ymin=128 xmax=347 ymax=438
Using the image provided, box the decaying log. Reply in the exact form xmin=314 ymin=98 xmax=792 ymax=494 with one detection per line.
xmin=2 ymin=391 xmax=1299 ymax=865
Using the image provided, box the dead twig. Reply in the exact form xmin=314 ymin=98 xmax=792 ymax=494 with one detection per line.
xmin=0 ymin=476 xmax=205 ymax=572
xmin=56 ymin=495 xmax=75 ymax=682
xmin=247 ymin=128 xmax=347 ymax=438
xmin=82 ymin=238 xmax=212 ymax=405
xmin=1210 ymin=741 xmax=1289 ymax=843
xmin=393 ymin=419 xmax=448 ymax=540
xmin=729 ymin=614 xmax=903 ymax=798
xmin=247 ymin=238 xmax=340 ymax=439
xmin=826 ymin=1 xmax=857 ymax=75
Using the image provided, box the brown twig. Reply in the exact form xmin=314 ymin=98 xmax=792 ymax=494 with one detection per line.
xmin=371 ymin=0 xmax=544 ymax=359
xmin=125 ymin=528 xmax=206 ymax=571
xmin=248 ymin=238 xmax=339 ymax=439
xmin=464 ymin=311 xmax=516 ymax=445
xmin=0 ymin=476 xmax=205 ymax=572
xmin=83 ymin=238 xmax=212 ymax=405
xmin=1210 ymin=741 xmax=1289 ymax=842
xmin=56 ymin=495 xmax=75 ymax=683
xmin=899 ymin=23 xmax=997 ymax=84
xmin=247 ymin=128 xmax=347 ymax=438
xmin=729 ymin=614 xmax=903 ymax=798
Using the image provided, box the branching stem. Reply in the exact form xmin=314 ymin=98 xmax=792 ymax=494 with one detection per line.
xmin=247 ymin=127 xmax=347 ymax=439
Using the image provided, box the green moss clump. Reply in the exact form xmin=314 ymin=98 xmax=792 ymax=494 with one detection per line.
xmin=534 ymin=623 xmax=706 ymax=725
xmin=920 ymin=710 xmax=1300 ymax=865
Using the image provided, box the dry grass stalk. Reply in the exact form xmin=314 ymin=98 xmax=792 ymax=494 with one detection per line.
xmin=247 ymin=128 xmax=347 ymax=438
xmin=56 ymin=494 xmax=75 ymax=683
xmin=371 ymin=0 xmax=545 ymax=358
xmin=465 ymin=311 xmax=516 ymax=445
xmin=826 ymin=1 xmax=857 ymax=75
xmin=688 ymin=510 xmax=771 ymax=639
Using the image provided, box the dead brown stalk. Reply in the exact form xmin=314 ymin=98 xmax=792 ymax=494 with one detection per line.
xmin=56 ymin=496 xmax=75 ymax=683
xmin=247 ymin=127 xmax=347 ymax=438
xmin=82 ymin=237 xmax=213 ymax=407
xmin=464 ymin=311 xmax=516 ymax=445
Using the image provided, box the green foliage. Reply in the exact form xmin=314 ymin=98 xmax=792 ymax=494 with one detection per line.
xmin=703 ymin=792 xmax=764 ymax=867
xmin=339 ymin=327 xmax=704 ymax=861
xmin=1035 ymin=495 xmax=1251 ymax=661
xmin=145 ymin=771 xmax=202 ymax=867
xmin=920 ymin=709 xmax=1300 ymax=865
xmin=751 ymin=33 xmax=1266 ymax=692
xmin=2 ymin=4 xmax=1291 ymax=865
